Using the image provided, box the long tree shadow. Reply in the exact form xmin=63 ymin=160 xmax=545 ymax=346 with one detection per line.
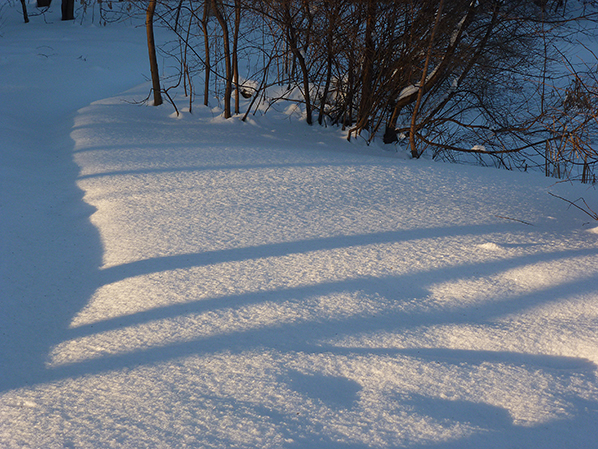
xmin=0 ymin=184 xmax=501 ymax=392
xmin=43 ymin=243 xmax=598 ymax=384
xmin=75 ymin=158 xmax=384 ymax=181
xmin=69 ymin=243 xmax=597 ymax=342
xmin=97 ymin=222 xmax=503 ymax=286
xmin=9 ymin=142 xmax=591 ymax=394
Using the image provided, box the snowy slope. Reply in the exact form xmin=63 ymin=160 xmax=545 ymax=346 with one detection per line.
xmin=2 ymin=6 xmax=598 ymax=448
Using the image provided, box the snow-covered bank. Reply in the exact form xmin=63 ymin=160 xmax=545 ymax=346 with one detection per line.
xmin=2 ymin=7 xmax=598 ymax=448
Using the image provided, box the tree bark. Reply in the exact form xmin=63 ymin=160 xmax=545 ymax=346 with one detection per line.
xmin=355 ymin=0 xmax=376 ymax=133
xmin=284 ymin=5 xmax=312 ymax=125
xmin=233 ymin=0 xmax=241 ymax=115
xmin=318 ymin=3 xmax=339 ymax=126
xmin=201 ymin=2 xmax=211 ymax=106
xmin=20 ymin=0 xmax=29 ymax=23
xmin=409 ymin=0 xmax=444 ymax=158
xmin=211 ymin=0 xmax=232 ymax=119
xmin=146 ymin=0 xmax=163 ymax=106
xmin=61 ymin=0 xmax=74 ymax=21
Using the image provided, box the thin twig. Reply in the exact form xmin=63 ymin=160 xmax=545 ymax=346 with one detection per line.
xmin=548 ymin=192 xmax=598 ymax=220
xmin=495 ymin=215 xmax=534 ymax=226
xmin=163 ymin=89 xmax=180 ymax=117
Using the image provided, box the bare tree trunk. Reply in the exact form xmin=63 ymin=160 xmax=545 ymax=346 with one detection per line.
xmin=211 ymin=0 xmax=232 ymax=119
xmin=318 ymin=3 xmax=339 ymax=126
xmin=318 ymin=53 xmax=333 ymax=126
xmin=201 ymin=1 xmax=211 ymax=106
xmin=409 ymin=0 xmax=444 ymax=158
xmin=20 ymin=0 xmax=29 ymax=23
xmin=290 ymin=41 xmax=312 ymax=124
xmin=283 ymin=4 xmax=312 ymax=125
xmin=355 ymin=0 xmax=376 ymax=134
xmin=182 ymin=10 xmax=193 ymax=112
xmin=146 ymin=0 xmax=163 ymax=106
xmin=233 ymin=0 xmax=241 ymax=115
xmin=61 ymin=0 xmax=74 ymax=21
xmin=344 ymin=50 xmax=355 ymax=130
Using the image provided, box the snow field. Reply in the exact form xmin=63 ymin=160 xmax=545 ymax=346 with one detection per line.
xmin=1 ymin=8 xmax=598 ymax=448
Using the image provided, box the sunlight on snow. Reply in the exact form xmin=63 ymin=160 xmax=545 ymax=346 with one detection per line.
xmin=66 ymin=236 xmax=513 ymax=327
xmin=44 ymin=234 xmax=598 ymax=436
xmin=4 ymin=10 xmax=598 ymax=449
xmin=48 ymin=290 xmax=395 ymax=366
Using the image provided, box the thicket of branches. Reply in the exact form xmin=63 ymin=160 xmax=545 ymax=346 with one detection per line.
xmin=11 ymin=0 xmax=597 ymax=182
xmin=138 ymin=0 xmax=597 ymax=182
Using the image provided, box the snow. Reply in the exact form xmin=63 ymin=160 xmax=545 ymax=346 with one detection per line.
xmin=2 ymin=6 xmax=598 ymax=448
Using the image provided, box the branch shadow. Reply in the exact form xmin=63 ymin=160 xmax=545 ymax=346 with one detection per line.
xmin=4 ymin=79 xmax=598 ymax=447
xmin=284 ymin=370 xmax=362 ymax=410
xmin=43 ymin=245 xmax=598 ymax=385
xmin=408 ymin=396 xmax=598 ymax=449
xmin=96 ymin=222 xmax=500 ymax=286
xmin=68 ymin=244 xmax=597 ymax=343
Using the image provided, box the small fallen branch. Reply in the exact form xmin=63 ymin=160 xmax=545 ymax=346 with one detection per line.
xmin=495 ymin=215 xmax=534 ymax=226
xmin=549 ymin=192 xmax=598 ymax=221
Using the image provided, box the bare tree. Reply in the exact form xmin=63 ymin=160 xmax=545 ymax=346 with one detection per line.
xmin=62 ymin=0 xmax=74 ymax=20
xmin=20 ymin=0 xmax=29 ymax=23
xmin=232 ymin=0 xmax=242 ymax=114
xmin=135 ymin=0 xmax=597 ymax=180
xmin=210 ymin=0 xmax=233 ymax=118
xmin=146 ymin=0 xmax=163 ymax=106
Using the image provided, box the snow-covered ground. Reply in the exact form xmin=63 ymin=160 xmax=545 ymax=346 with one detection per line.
xmin=2 ymin=5 xmax=598 ymax=448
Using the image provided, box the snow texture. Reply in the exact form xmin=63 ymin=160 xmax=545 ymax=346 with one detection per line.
xmin=1 ymin=6 xmax=598 ymax=449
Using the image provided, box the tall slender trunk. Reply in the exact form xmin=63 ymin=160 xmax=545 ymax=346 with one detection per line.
xmin=289 ymin=40 xmax=312 ymax=124
xmin=284 ymin=6 xmax=312 ymax=125
xmin=146 ymin=0 xmax=163 ymax=106
xmin=201 ymin=2 xmax=211 ymax=106
xmin=20 ymin=0 xmax=29 ymax=23
xmin=344 ymin=51 xmax=355 ymax=130
xmin=61 ymin=0 xmax=74 ymax=21
xmin=318 ymin=53 xmax=333 ymax=126
xmin=233 ymin=0 xmax=241 ymax=115
xmin=211 ymin=0 xmax=232 ymax=119
xmin=355 ymin=0 xmax=376 ymax=133
xmin=409 ymin=0 xmax=444 ymax=158
xmin=318 ymin=5 xmax=338 ymax=126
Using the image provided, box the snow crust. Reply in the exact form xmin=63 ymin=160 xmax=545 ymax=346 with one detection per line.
xmin=1 ymin=7 xmax=598 ymax=448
